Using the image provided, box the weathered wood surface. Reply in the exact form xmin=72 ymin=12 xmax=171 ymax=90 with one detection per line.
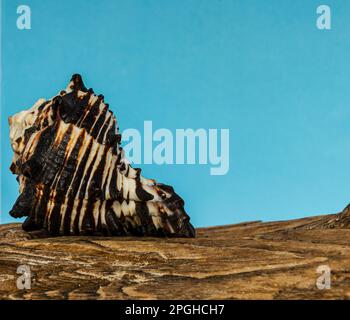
xmin=1 ymin=210 xmax=350 ymax=300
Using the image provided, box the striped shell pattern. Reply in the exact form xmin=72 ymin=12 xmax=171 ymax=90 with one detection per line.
xmin=8 ymin=75 xmax=195 ymax=237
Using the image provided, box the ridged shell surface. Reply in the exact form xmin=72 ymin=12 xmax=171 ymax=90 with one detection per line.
xmin=9 ymin=75 xmax=195 ymax=237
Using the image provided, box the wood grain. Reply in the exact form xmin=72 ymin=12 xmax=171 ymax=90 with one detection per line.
xmin=1 ymin=209 xmax=350 ymax=300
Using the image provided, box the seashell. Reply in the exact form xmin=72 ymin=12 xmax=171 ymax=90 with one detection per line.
xmin=8 ymin=74 xmax=195 ymax=237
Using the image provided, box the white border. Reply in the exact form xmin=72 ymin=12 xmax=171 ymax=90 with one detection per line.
xmin=0 ymin=0 xmax=3 ymax=224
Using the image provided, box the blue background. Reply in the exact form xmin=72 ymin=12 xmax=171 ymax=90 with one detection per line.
xmin=1 ymin=0 xmax=350 ymax=227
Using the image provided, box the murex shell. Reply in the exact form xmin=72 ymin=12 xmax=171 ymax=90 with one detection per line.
xmin=9 ymin=74 xmax=195 ymax=237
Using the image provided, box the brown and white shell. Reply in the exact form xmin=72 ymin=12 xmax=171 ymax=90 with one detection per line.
xmin=8 ymin=74 xmax=195 ymax=237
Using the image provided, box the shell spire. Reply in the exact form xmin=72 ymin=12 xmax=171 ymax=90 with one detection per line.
xmin=8 ymin=74 xmax=195 ymax=237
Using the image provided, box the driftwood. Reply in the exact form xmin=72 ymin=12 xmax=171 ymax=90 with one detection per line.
xmin=1 ymin=208 xmax=350 ymax=300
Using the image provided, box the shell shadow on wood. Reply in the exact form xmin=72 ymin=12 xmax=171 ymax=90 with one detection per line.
xmin=8 ymin=74 xmax=195 ymax=237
